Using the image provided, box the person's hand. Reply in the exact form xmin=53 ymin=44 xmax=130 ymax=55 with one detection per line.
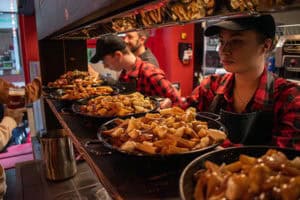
xmin=4 ymin=107 xmax=26 ymax=124
xmin=160 ymin=98 xmax=172 ymax=109
xmin=25 ymin=77 xmax=42 ymax=104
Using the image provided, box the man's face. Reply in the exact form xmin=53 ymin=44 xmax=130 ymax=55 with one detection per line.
xmin=102 ymin=53 xmax=123 ymax=71
xmin=124 ymin=32 xmax=142 ymax=53
xmin=218 ymin=29 xmax=266 ymax=73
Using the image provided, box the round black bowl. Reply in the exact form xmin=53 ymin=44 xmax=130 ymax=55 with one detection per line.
xmin=72 ymin=97 xmax=159 ymax=121
xmin=179 ymin=146 xmax=300 ymax=200
xmin=97 ymin=114 xmax=228 ymax=158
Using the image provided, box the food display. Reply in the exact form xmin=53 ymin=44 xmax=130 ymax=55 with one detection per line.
xmin=112 ymin=15 xmax=137 ymax=32
xmin=228 ymin=0 xmax=295 ymax=11
xmin=227 ymin=0 xmax=258 ymax=11
xmin=56 ymin=85 xmax=114 ymax=101
xmin=100 ymin=107 xmax=226 ymax=155
xmin=77 ymin=92 xmax=156 ymax=117
xmin=193 ymin=149 xmax=300 ymax=200
xmin=140 ymin=7 xmax=165 ymax=27
xmin=169 ymin=0 xmax=215 ymax=21
xmin=47 ymin=70 xmax=102 ymax=88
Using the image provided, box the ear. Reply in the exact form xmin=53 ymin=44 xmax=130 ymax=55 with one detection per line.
xmin=114 ymin=51 xmax=123 ymax=59
xmin=263 ymin=38 xmax=273 ymax=53
xmin=139 ymin=35 xmax=146 ymax=44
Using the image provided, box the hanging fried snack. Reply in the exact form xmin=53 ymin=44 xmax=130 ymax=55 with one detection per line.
xmin=170 ymin=0 xmax=212 ymax=21
xmin=112 ymin=15 xmax=137 ymax=32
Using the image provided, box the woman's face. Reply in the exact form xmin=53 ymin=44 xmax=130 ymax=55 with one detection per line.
xmin=218 ymin=29 xmax=266 ymax=73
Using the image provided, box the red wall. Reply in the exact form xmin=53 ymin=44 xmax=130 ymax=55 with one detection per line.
xmin=147 ymin=24 xmax=194 ymax=96
xmin=19 ymin=15 xmax=39 ymax=84
xmin=87 ymin=39 xmax=96 ymax=48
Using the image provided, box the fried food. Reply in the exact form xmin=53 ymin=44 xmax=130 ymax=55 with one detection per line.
xmin=193 ymin=149 xmax=300 ymax=200
xmin=101 ymin=107 xmax=226 ymax=155
xmin=47 ymin=70 xmax=102 ymax=88
xmin=59 ymin=85 xmax=114 ymax=100
xmin=228 ymin=0 xmax=258 ymax=11
xmin=79 ymin=92 xmax=155 ymax=117
xmin=140 ymin=7 xmax=165 ymax=27
xmin=112 ymin=15 xmax=137 ymax=32
xmin=170 ymin=0 xmax=213 ymax=21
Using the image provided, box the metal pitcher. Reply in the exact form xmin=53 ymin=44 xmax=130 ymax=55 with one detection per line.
xmin=40 ymin=129 xmax=77 ymax=181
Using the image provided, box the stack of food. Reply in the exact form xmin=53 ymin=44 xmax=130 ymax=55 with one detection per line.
xmin=78 ymin=92 xmax=156 ymax=117
xmin=169 ymin=0 xmax=215 ymax=21
xmin=59 ymin=85 xmax=114 ymax=101
xmin=112 ymin=15 xmax=137 ymax=32
xmin=100 ymin=107 xmax=226 ymax=155
xmin=139 ymin=6 xmax=165 ymax=27
xmin=47 ymin=70 xmax=102 ymax=88
xmin=193 ymin=149 xmax=300 ymax=200
xmin=227 ymin=0 xmax=259 ymax=11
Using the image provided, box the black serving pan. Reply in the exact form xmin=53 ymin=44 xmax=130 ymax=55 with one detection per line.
xmin=47 ymin=86 xmax=118 ymax=104
xmin=97 ymin=114 xmax=228 ymax=158
xmin=43 ymin=79 xmax=105 ymax=94
xmin=179 ymin=146 xmax=300 ymax=200
xmin=72 ymin=97 xmax=159 ymax=121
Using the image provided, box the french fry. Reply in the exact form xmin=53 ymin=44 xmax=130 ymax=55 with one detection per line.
xmin=224 ymin=161 xmax=242 ymax=172
xmin=194 ymin=173 xmax=206 ymax=200
xmin=128 ymin=129 xmax=140 ymax=139
xmin=174 ymin=126 xmax=185 ymax=137
xmin=120 ymin=141 xmax=136 ymax=152
xmin=111 ymin=128 xmax=124 ymax=137
xmin=163 ymin=145 xmax=189 ymax=154
xmin=153 ymin=138 xmax=177 ymax=148
xmin=166 ymin=134 xmax=196 ymax=148
xmin=207 ymin=129 xmax=227 ymax=142
xmin=135 ymin=142 xmax=157 ymax=154
xmin=239 ymin=154 xmax=257 ymax=165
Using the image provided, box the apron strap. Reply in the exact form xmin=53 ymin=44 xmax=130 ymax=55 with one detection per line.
xmin=264 ymin=71 xmax=275 ymax=111
xmin=208 ymin=94 xmax=226 ymax=113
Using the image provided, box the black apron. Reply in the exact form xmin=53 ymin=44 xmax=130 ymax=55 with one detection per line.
xmin=0 ymin=104 xmax=3 ymax=121
xmin=208 ymin=73 xmax=275 ymax=145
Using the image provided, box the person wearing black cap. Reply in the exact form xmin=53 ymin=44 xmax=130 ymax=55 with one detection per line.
xmin=184 ymin=14 xmax=300 ymax=148
xmin=90 ymin=35 xmax=182 ymax=106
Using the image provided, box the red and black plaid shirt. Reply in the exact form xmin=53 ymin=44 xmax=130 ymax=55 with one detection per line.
xmin=119 ymin=58 xmax=181 ymax=104
xmin=186 ymin=68 xmax=300 ymax=149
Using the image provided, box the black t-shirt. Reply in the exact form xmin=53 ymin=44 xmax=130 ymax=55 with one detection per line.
xmin=139 ymin=48 xmax=159 ymax=67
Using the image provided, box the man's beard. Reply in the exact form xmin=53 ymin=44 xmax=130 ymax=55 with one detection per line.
xmin=130 ymin=40 xmax=141 ymax=53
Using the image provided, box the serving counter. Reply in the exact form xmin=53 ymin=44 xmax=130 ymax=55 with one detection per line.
xmin=44 ymin=98 xmax=204 ymax=200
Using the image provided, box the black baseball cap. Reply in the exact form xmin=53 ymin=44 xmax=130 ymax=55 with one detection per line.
xmin=90 ymin=35 xmax=127 ymax=63
xmin=204 ymin=14 xmax=275 ymax=39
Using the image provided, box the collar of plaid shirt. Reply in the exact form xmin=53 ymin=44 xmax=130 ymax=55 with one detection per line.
xmin=119 ymin=58 xmax=142 ymax=81
xmin=214 ymin=68 xmax=272 ymax=111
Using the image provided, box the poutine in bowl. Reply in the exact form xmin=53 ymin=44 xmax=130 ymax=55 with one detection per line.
xmin=180 ymin=146 xmax=300 ymax=200
xmin=97 ymin=107 xmax=227 ymax=157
